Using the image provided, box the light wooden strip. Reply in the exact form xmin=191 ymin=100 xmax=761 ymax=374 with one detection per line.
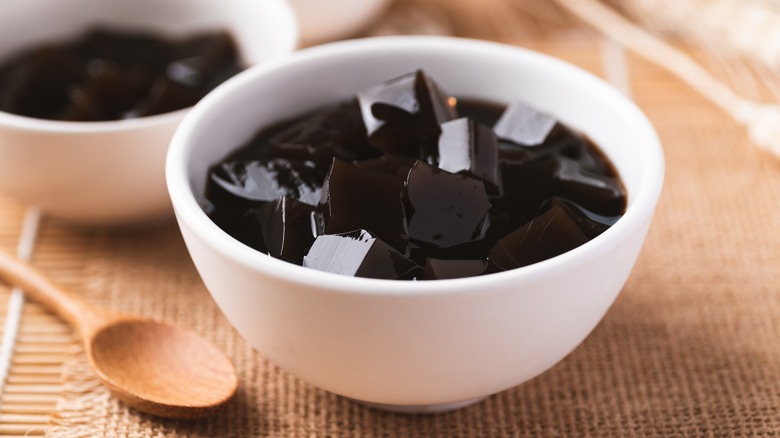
xmin=3 ymin=384 xmax=63 ymax=394
xmin=3 ymin=432 xmax=46 ymax=438
xmin=19 ymin=323 xmax=71 ymax=335
xmin=0 ymin=208 xmax=43 ymax=432
xmin=11 ymin=355 xmax=69 ymax=365
xmin=1 ymin=393 xmax=59 ymax=404
xmin=16 ymin=334 xmax=74 ymax=344
xmin=0 ymin=404 xmax=55 ymax=415
xmin=2 ymin=431 xmax=46 ymax=438
xmin=0 ymin=424 xmax=46 ymax=435
xmin=19 ymin=322 xmax=72 ymax=335
xmin=11 ymin=352 xmax=69 ymax=360
xmin=0 ymin=413 xmax=50 ymax=424
xmin=14 ymin=315 xmax=61 ymax=325
xmin=14 ymin=344 xmax=73 ymax=354
xmin=0 ymin=208 xmax=87 ymax=435
xmin=5 ymin=375 xmax=61 ymax=384
xmin=7 ymin=365 xmax=64 ymax=375
xmin=0 ymin=306 xmax=52 ymax=316
xmin=18 ymin=325 xmax=70 ymax=335
xmin=0 ymin=291 xmax=25 ymax=394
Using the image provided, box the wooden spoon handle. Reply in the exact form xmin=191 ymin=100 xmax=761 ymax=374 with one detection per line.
xmin=0 ymin=249 xmax=102 ymax=335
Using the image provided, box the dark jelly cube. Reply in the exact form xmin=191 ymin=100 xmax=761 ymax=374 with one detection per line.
xmin=487 ymin=201 xmax=589 ymax=271
xmin=268 ymin=101 xmax=377 ymax=168
xmin=554 ymin=157 xmax=626 ymax=216
xmin=303 ymin=230 xmax=420 ymax=280
xmin=246 ymin=196 xmax=315 ymax=264
xmin=455 ymin=98 xmax=505 ymax=127
xmin=403 ymin=161 xmax=491 ymax=250
xmin=542 ymin=197 xmax=620 ymax=240
xmin=502 ymin=124 xmax=612 ymax=175
xmin=203 ymin=181 xmax=262 ymax=251
xmin=169 ymin=31 xmax=242 ymax=90
xmin=533 ymin=124 xmax=588 ymax=159
xmin=357 ymin=70 xmax=457 ymax=158
xmin=131 ymin=76 xmax=201 ymax=117
xmin=62 ymin=62 xmax=155 ymax=120
xmin=492 ymin=153 xmax=558 ymax=228
xmin=74 ymin=28 xmax=172 ymax=71
xmin=316 ymin=159 xmax=408 ymax=251
xmin=204 ymin=174 xmax=265 ymax=249
xmin=239 ymin=208 xmax=268 ymax=254
xmin=211 ymin=159 xmax=322 ymax=206
xmin=497 ymin=140 xmax=534 ymax=164
xmin=493 ymin=101 xmax=557 ymax=146
xmin=418 ymin=258 xmax=487 ymax=280
xmin=0 ymin=47 xmax=84 ymax=119
xmin=438 ymin=118 xmax=500 ymax=193
xmin=405 ymin=215 xmax=492 ymax=263
xmin=353 ymin=154 xmax=416 ymax=180
xmin=528 ymin=124 xmax=614 ymax=178
xmin=577 ymin=144 xmax=612 ymax=176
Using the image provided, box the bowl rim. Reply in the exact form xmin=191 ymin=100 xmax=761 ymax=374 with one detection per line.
xmin=0 ymin=107 xmax=190 ymax=133
xmin=167 ymin=35 xmax=665 ymax=297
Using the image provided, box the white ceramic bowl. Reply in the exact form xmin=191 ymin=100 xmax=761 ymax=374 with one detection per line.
xmin=0 ymin=0 xmax=296 ymax=225
xmin=167 ymin=36 xmax=664 ymax=412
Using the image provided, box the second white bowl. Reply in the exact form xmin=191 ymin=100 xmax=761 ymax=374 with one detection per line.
xmin=0 ymin=0 xmax=297 ymax=224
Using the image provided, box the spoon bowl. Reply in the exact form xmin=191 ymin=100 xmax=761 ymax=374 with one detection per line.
xmin=88 ymin=318 xmax=238 ymax=419
xmin=0 ymin=249 xmax=238 ymax=419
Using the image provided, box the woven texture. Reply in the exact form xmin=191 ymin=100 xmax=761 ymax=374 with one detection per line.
xmin=0 ymin=4 xmax=779 ymax=437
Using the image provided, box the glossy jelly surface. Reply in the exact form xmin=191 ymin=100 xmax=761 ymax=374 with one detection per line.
xmin=204 ymin=70 xmax=627 ymax=280
xmin=0 ymin=28 xmax=243 ymax=121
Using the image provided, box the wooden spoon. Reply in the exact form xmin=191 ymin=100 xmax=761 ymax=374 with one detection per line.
xmin=0 ymin=249 xmax=238 ymax=420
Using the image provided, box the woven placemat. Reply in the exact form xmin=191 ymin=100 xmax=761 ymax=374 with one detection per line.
xmin=43 ymin=45 xmax=780 ymax=437
xmin=0 ymin=3 xmax=778 ymax=437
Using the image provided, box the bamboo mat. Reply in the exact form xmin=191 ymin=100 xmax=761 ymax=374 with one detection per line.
xmin=1 ymin=3 xmax=780 ymax=437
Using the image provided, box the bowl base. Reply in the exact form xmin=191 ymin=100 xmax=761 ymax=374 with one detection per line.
xmin=351 ymin=396 xmax=487 ymax=414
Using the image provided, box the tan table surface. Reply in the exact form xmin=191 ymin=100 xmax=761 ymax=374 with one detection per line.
xmin=1 ymin=4 xmax=779 ymax=437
